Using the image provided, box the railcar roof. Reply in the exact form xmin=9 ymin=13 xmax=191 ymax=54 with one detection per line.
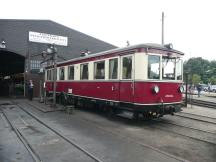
xmin=50 ymin=43 xmax=184 ymax=67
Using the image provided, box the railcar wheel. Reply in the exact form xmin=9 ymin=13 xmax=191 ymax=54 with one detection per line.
xmin=142 ymin=112 xmax=152 ymax=120
xmin=133 ymin=112 xmax=139 ymax=120
xmin=106 ymin=106 xmax=115 ymax=118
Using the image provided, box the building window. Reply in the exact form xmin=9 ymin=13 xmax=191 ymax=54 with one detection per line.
xmin=94 ymin=61 xmax=105 ymax=79
xmin=30 ymin=60 xmax=41 ymax=70
xmin=109 ymin=58 xmax=118 ymax=79
xmin=68 ymin=66 xmax=74 ymax=80
xmin=122 ymin=56 xmax=132 ymax=79
xmin=80 ymin=63 xmax=88 ymax=80
xmin=148 ymin=55 xmax=160 ymax=79
xmin=59 ymin=67 xmax=65 ymax=80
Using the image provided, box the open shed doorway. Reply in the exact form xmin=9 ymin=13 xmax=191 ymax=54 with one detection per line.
xmin=0 ymin=50 xmax=25 ymax=97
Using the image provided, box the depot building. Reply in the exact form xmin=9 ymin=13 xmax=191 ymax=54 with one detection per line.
xmin=0 ymin=19 xmax=117 ymax=97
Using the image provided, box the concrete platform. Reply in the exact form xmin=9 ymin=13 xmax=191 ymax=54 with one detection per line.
xmin=186 ymin=92 xmax=216 ymax=103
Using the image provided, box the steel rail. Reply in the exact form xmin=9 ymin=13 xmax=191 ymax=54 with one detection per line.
xmin=153 ymin=119 xmax=216 ymax=135
xmin=78 ymin=116 xmax=190 ymax=162
xmin=175 ymin=114 xmax=216 ymax=124
xmin=179 ymin=112 xmax=216 ymax=120
xmin=188 ymin=98 xmax=216 ymax=109
xmin=115 ymin=113 xmax=216 ymax=145
xmin=150 ymin=124 xmax=216 ymax=145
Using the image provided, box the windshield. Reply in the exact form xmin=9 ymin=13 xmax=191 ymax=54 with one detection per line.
xmin=147 ymin=55 xmax=183 ymax=80
xmin=162 ymin=57 xmax=175 ymax=80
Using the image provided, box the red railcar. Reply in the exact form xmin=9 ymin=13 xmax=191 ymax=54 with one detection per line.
xmin=45 ymin=43 xmax=184 ymax=118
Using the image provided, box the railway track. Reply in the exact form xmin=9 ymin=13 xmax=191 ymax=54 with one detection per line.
xmin=153 ymin=118 xmax=216 ymax=135
xmin=151 ymin=118 xmax=216 ymax=145
xmin=23 ymin=100 xmax=216 ymax=146
xmin=115 ymin=112 xmax=216 ymax=145
xmin=175 ymin=112 xmax=216 ymax=124
xmin=9 ymin=100 xmax=216 ymax=162
xmin=179 ymin=112 xmax=216 ymax=120
xmin=7 ymin=102 xmax=104 ymax=162
xmin=186 ymin=98 xmax=216 ymax=108
xmin=1 ymin=110 xmax=42 ymax=162
xmin=21 ymin=101 xmax=189 ymax=162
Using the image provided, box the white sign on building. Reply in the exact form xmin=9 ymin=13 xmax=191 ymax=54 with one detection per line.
xmin=29 ymin=31 xmax=68 ymax=46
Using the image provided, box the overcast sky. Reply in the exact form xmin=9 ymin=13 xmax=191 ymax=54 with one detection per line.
xmin=1 ymin=0 xmax=216 ymax=61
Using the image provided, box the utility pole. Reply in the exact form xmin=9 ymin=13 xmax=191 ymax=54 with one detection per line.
xmin=53 ymin=47 xmax=57 ymax=108
xmin=185 ymin=72 xmax=189 ymax=107
xmin=162 ymin=12 xmax=164 ymax=45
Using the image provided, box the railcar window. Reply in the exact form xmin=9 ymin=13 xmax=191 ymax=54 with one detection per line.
xmin=94 ymin=61 xmax=105 ymax=79
xmin=162 ymin=57 xmax=175 ymax=80
xmin=80 ymin=63 xmax=89 ymax=80
xmin=53 ymin=69 xmax=57 ymax=80
xmin=68 ymin=66 xmax=74 ymax=80
xmin=51 ymin=69 xmax=54 ymax=80
xmin=176 ymin=59 xmax=183 ymax=80
xmin=46 ymin=70 xmax=50 ymax=80
xmin=148 ymin=55 xmax=160 ymax=79
xmin=109 ymin=58 xmax=118 ymax=79
xmin=59 ymin=67 xmax=65 ymax=80
xmin=122 ymin=56 xmax=132 ymax=79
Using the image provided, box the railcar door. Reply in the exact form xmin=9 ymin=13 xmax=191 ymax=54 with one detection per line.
xmin=119 ymin=55 xmax=134 ymax=104
xmin=108 ymin=57 xmax=120 ymax=102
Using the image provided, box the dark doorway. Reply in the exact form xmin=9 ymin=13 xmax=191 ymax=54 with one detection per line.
xmin=0 ymin=50 xmax=25 ymax=96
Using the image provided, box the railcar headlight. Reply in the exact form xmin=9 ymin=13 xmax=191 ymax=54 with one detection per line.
xmin=179 ymin=85 xmax=184 ymax=93
xmin=152 ymin=85 xmax=160 ymax=94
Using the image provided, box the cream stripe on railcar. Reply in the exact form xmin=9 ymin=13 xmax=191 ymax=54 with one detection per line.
xmin=74 ymin=64 xmax=80 ymax=81
xmin=64 ymin=66 xmax=68 ymax=80
xmin=134 ymin=52 xmax=146 ymax=80
xmin=89 ymin=61 xmax=94 ymax=81
xmin=105 ymin=59 xmax=109 ymax=81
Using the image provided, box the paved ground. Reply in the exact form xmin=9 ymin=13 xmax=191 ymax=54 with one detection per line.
xmin=183 ymin=104 xmax=216 ymax=118
xmin=1 ymin=98 xmax=216 ymax=162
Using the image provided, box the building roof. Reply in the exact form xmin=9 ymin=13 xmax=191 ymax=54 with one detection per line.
xmin=0 ymin=19 xmax=117 ymax=61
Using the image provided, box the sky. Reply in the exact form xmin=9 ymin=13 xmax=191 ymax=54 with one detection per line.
xmin=1 ymin=0 xmax=216 ymax=61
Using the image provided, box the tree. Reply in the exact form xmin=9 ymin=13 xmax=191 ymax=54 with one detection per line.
xmin=208 ymin=76 xmax=216 ymax=85
xmin=183 ymin=57 xmax=216 ymax=84
xmin=191 ymin=74 xmax=201 ymax=85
